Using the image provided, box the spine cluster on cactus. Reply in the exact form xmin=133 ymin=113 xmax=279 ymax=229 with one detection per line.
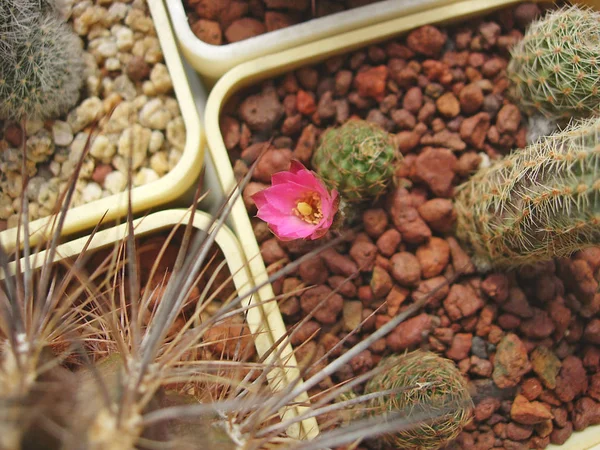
xmin=311 ymin=119 xmax=399 ymax=204
xmin=0 ymin=0 xmax=84 ymax=121
xmin=507 ymin=5 xmax=600 ymax=122
xmin=455 ymin=117 xmax=600 ymax=271
xmin=365 ymin=350 xmax=473 ymax=450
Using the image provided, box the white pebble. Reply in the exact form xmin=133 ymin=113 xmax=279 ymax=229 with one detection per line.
xmin=114 ymin=25 xmax=134 ymax=51
xmin=52 ymin=121 xmax=74 ymax=147
xmin=90 ymin=134 xmax=116 ymax=163
xmin=105 ymin=57 xmax=121 ymax=71
xmin=69 ymin=132 xmax=89 ymax=163
xmin=149 ymin=130 xmax=164 ymax=153
xmin=96 ymin=38 xmax=118 ymax=58
xmin=104 ymin=171 xmax=127 ymax=195
xmin=0 ymin=194 xmax=14 ymax=220
xmin=107 ymin=3 xmax=129 ymax=22
xmin=166 ymin=117 xmax=186 ymax=151
xmin=150 ymin=151 xmax=169 ymax=176
xmin=149 ymin=63 xmax=172 ymax=95
xmin=139 ymin=98 xmax=171 ymax=130
xmin=103 ymin=101 xmax=133 ymax=133
xmin=113 ymin=74 xmax=137 ymax=101
xmin=118 ymin=124 xmax=151 ymax=170
xmin=82 ymin=182 xmax=103 ymax=203
xmin=134 ymin=168 xmax=159 ymax=186
xmin=49 ymin=161 xmax=61 ymax=177
xmin=68 ymin=97 xmax=104 ymax=133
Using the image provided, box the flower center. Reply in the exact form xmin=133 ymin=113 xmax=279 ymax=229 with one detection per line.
xmin=293 ymin=192 xmax=323 ymax=225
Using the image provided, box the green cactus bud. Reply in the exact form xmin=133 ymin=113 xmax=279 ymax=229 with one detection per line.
xmin=365 ymin=350 xmax=473 ymax=450
xmin=0 ymin=2 xmax=85 ymax=121
xmin=455 ymin=117 xmax=600 ymax=271
xmin=311 ymin=119 xmax=399 ymax=204
xmin=507 ymin=5 xmax=600 ymax=122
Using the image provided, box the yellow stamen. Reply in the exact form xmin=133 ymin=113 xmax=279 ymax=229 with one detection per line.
xmin=297 ymin=202 xmax=313 ymax=216
xmin=293 ymin=192 xmax=323 ymax=225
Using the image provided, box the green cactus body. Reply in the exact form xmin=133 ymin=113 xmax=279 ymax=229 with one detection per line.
xmin=365 ymin=350 xmax=472 ymax=450
xmin=311 ymin=120 xmax=399 ymax=204
xmin=455 ymin=117 xmax=600 ymax=271
xmin=0 ymin=2 xmax=84 ymax=121
xmin=507 ymin=5 xmax=600 ymax=122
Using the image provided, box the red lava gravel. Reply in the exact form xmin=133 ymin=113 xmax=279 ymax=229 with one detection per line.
xmin=183 ymin=0 xmax=384 ymax=45
xmin=221 ymin=2 xmax=600 ymax=449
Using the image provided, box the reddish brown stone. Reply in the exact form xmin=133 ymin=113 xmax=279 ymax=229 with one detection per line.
xmin=362 ymin=209 xmax=388 ymax=238
xmin=389 ymin=188 xmax=432 ymax=243
xmin=417 ymin=199 xmax=456 ymax=234
xmin=225 ymin=17 xmax=266 ymax=42
xmin=264 ymin=11 xmax=296 ymax=32
xmin=481 ymin=273 xmax=510 ymax=303
xmin=406 ymin=25 xmax=446 ymax=56
xmin=506 ymin=422 xmax=533 ymax=440
xmin=554 ymin=356 xmax=588 ymax=403
xmin=496 ymin=104 xmax=521 ymax=133
xmin=290 ymin=320 xmax=321 ymax=346
xmin=474 ymin=397 xmax=501 ymax=422
xmin=412 ymin=147 xmax=457 ymax=197
xmin=460 ymin=112 xmax=490 ymax=149
xmin=253 ymin=148 xmax=292 ymax=183
xmin=403 ymin=86 xmax=423 ymax=114
xmin=191 ymin=19 xmax=222 ymax=45
xmin=520 ymin=378 xmax=543 ymax=401
xmin=349 ymin=240 xmax=377 ymax=272
xmin=493 ymin=333 xmax=531 ymax=388
xmin=354 ymin=66 xmax=388 ymax=100
xmin=416 ymin=237 xmax=450 ymax=278
xmin=300 ymin=285 xmax=343 ymax=325
xmin=510 ymin=395 xmax=553 ymax=425
xmin=436 ymin=92 xmax=461 ymax=118
xmin=444 ymin=284 xmax=484 ymax=321
xmin=386 ymin=313 xmax=432 ymax=351
xmin=573 ymin=397 xmax=600 ymax=431
xmin=370 ymin=265 xmax=393 ymax=299
xmin=446 ymin=333 xmax=472 ymax=361
xmin=376 ymin=229 xmax=401 ymax=257
xmin=390 ymin=252 xmax=421 ymax=287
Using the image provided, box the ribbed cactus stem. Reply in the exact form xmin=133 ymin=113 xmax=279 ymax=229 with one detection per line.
xmin=455 ymin=117 xmax=600 ymax=270
xmin=311 ymin=119 xmax=399 ymax=204
xmin=365 ymin=350 xmax=472 ymax=450
xmin=507 ymin=5 xmax=600 ymax=121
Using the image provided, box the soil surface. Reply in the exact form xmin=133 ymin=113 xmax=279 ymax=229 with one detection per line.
xmin=184 ymin=0 xmax=384 ymax=45
xmin=220 ymin=2 xmax=600 ymax=449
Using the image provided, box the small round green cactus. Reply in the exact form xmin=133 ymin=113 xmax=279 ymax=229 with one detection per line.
xmin=507 ymin=5 xmax=600 ymax=122
xmin=311 ymin=120 xmax=399 ymax=204
xmin=365 ymin=350 xmax=472 ymax=450
xmin=0 ymin=2 xmax=84 ymax=121
xmin=455 ymin=117 xmax=600 ymax=271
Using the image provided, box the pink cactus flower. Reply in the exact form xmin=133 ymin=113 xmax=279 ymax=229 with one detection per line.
xmin=251 ymin=160 xmax=339 ymax=241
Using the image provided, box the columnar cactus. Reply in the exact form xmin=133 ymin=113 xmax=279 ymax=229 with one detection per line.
xmin=455 ymin=117 xmax=600 ymax=270
xmin=311 ymin=119 xmax=399 ymax=204
xmin=365 ymin=350 xmax=472 ymax=450
xmin=507 ymin=5 xmax=600 ymax=122
xmin=0 ymin=0 xmax=84 ymax=121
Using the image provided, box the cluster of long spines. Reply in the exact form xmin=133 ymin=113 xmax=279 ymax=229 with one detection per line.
xmin=311 ymin=120 xmax=399 ymax=204
xmin=507 ymin=5 xmax=600 ymax=122
xmin=364 ymin=350 xmax=472 ymax=450
xmin=0 ymin=0 xmax=84 ymax=121
xmin=455 ymin=117 xmax=600 ymax=270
